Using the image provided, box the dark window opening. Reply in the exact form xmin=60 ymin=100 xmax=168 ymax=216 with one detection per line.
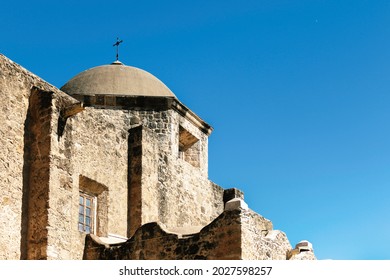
xmin=179 ymin=126 xmax=200 ymax=168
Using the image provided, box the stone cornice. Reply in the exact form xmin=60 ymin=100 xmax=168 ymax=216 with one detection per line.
xmin=70 ymin=94 xmax=213 ymax=136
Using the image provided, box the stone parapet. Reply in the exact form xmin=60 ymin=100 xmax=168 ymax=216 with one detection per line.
xmin=83 ymin=206 xmax=307 ymax=260
xmin=84 ymin=209 xmax=243 ymax=260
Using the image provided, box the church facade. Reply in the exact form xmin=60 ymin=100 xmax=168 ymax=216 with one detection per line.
xmin=0 ymin=54 xmax=315 ymax=260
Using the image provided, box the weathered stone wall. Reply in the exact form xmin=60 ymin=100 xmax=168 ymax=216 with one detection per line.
xmin=134 ymin=109 xmax=224 ymax=230
xmin=54 ymin=107 xmax=131 ymax=259
xmin=0 ymin=55 xmax=38 ymax=259
xmin=23 ymin=88 xmax=53 ymax=260
xmin=0 ymin=55 xmax=71 ymax=259
xmin=44 ymin=88 xmax=83 ymax=260
xmin=241 ymin=209 xmax=292 ymax=260
xmin=106 ymin=108 xmax=224 ymax=233
xmin=69 ymin=108 xmax=130 ymax=238
xmin=128 ymin=125 xmax=159 ymax=237
xmin=157 ymin=153 xmax=224 ymax=230
xmin=84 ymin=209 xmax=244 ymax=260
xmin=50 ymin=105 xmax=224 ymax=259
xmin=84 ymin=205 xmax=315 ymax=260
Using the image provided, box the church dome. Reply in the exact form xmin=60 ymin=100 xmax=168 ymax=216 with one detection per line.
xmin=60 ymin=61 xmax=175 ymax=98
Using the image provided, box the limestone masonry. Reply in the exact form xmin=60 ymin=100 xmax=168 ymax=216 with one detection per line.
xmin=0 ymin=54 xmax=315 ymax=260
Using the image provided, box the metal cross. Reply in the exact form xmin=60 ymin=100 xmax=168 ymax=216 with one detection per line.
xmin=113 ymin=37 xmax=123 ymax=61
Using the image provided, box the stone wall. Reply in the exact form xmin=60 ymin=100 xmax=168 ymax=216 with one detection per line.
xmin=47 ymin=104 xmax=224 ymax=258
xmin=83 ymin=205 xmax=313 ymax=260
xmin=129 ymin=109 xmax=224 ymax=231
xmin=128 ymin=125 xmax=159 ymax=237
xmin=70 ymin=108 xmax=130 ymax=239
xmin=45 ymin=87 xmax=82 ymax=260
xmin=55 ymin=108 xmax=131 ymax=259
xmin=84 ymin=208 xmax=244 ymax=260
xmin=0 ymin=55 xmax=47 ymax=259
xmin=0 ymin=58 xmax=25 ymax=258
xmin=23 ymin=87 xmax=52 ymax=259
xmin=0 ymin=54 xmax=94 ymax=260
xmin=0 ymin=54 xmax=81 ymax=259
xmin=241 ymin=210 xmax=291 ymax=260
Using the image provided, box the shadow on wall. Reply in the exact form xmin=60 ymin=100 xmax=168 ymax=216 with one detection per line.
xmin=20 ymin=87 xmax=53 ymax=260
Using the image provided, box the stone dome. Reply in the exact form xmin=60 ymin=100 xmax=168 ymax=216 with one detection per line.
xmin=60 ymin=61 xmax=175 ymax=98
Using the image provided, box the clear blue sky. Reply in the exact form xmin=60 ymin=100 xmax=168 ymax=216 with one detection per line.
xmin=2 ymin=0 xmax=390 ymax=260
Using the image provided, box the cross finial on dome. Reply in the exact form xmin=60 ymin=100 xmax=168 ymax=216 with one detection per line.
xmin=113 ymin=37 xmax=123 ymax=62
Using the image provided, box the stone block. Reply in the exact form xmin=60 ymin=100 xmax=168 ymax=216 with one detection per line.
xmin=223 ymin=188 xmax=244 ymax=203
xmin=295 ymin=240 xmax=313 ymax=252
xmin=224 ymin=198 xmax=248 ymax=211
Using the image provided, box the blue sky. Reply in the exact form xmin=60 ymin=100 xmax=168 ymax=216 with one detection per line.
xmin=2 ymin=0 xmax=390 ymax=260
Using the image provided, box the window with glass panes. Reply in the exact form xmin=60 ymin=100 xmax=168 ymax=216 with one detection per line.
xmin=79 ymin=192 xmax=95 ymax=233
